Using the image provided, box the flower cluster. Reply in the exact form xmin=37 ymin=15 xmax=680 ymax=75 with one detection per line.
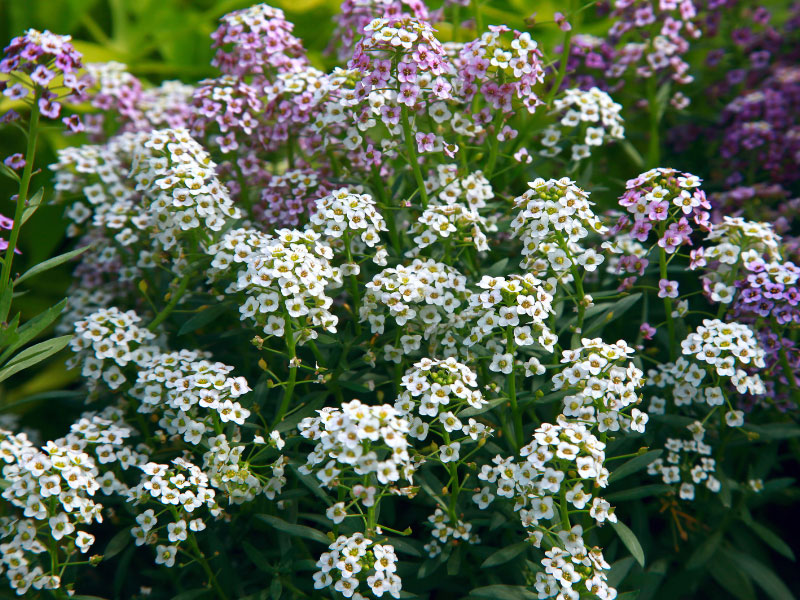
xmin=553 ymin=338 xmax=648 ymax=433
xmin=543 ymin=88 xmax=624 ymax=161
xmin=298 ymin=399 xmax=414 ymax=492
xmin=313 ymin=533 xmax=402 ymax=599
xmin=0 ymin=429 xmax=102 ymax=595
xmin=647 ymin=435 xmax=721 ymax=501
xmin=424 ymin=165 xmax=494 ymax=212
xmin=255 ymin=169 xmax=331 ymax=228
xmin=127 ymin=458 xmax=218 ymax=566
xmin=680 ymin=319 xmax=766 ymax=395
xmin=409 ymin=199 xmax=494 ymax=253
xmin=424 ymin=507 xmax=480 ymax=558
xmin=208 ymin=228 xmax=341 ymax=339
xmin=68 ymin=307 xmax=158 ymax=390
xmin=1 ymin=29 xmax=87 ymax=130
xmin=210 ymin=4 xmax=307 ymax=77
xmin=131 ymin=128 xmax=240 ymax=248
xmin=617 ymin=168 xmax=711 ymax=252
xmin=456 ymin=27 xmax=546 ymax=114
xmin=511 ymin=177 xmax=607 ymax=275
xmin=309 ymin=188 xmax=388 ymax=258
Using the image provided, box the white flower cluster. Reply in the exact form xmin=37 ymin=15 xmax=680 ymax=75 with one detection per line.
xmin=701 ymin=217 xmax=782 ymax=266
xmin=361 ymin=259 xmax=470 ymax=356
xmin=208 ymin=228 xmax=341 ymax=338
xmin=128 ymin=458 xmax=218 ymax=567
xmin=313 ymin=533 xmax=402 ymax=599
xmin=478 ymin=416 xmax=613 ymax=519
xmin=647 ymin=436 xmax=720 ymax=501
xmin=542 ymin=87 xmax=624 ymax=161
xmin=310 ymin=187 xmax=386 ymax=245
xmin=510 ymin=177 xmax=607 ymax=275
xmin=680 ymin=319 xmax=766 ymax=395
xmin=424 ymin=507 xmax=480 ymax=558
xmin=131 ymin=128 xmax=240 ymax=249
xmin=132 ymin=349 xmax=251 ymax=434
xmin=552 ymin=338 xmax=648 ymax=434
xmin=298 ymin=400 xmax=414 ymax=492
xmin=464 ymin=274 xmax=557 ymax=353
xmin=68 ymin=307 xmax=159 ymax=390
xmin=476 ymin=415 xmax=618 ymax=600
xmin=0 ymin=429 xmax=102 ymax=595
xmin=397 ymin=358 xmax=488 ymax=440
xmin=424 ymin=165 xmax=494 ymax=212
xmin=409 ymin=201 xmax=493 ymax=253
xmin=203 ymin=434 xmax=288 ymax=504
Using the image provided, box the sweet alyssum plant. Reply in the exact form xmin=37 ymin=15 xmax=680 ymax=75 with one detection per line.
xmin=1 ymin=1 xmax=799 ymax=599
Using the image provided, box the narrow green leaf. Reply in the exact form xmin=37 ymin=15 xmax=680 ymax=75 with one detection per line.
xmin=460 ymin=396 xmax=507 ymax=417
xmin=21 ymin=188 xmax=44 ymax=225
xmin=255 ymin=514 xmax=329 ymax=545
xmin=608 ymin=450 xmax=662 ymax=483
xmin=102 ymin=528 xmax=131 ymax=561
xmin=0 ymin=334 xmax=73 ymax=382
xmin=242 ymin=541 xmax=275 ymax=573
xmin=481 ymin=541 xmax=529 ymax=568
xmin=15 ymin=245 xmax=91 ymax=286
xmin=723 ymin=549 xmax=796 ymax=600
xmin=486 ymin=257 xmax=509 ymax=277
xmin=607 ymin=556 xmax=636 ymax=588
xmin=686 ymin=531 xmax=722 ymax=569
xmin=382 ymin=536 xmax=422 ymax=557
xmin=178 ymin=302 xmax=230 ymax=335
xmin=742 ymin=519 xmax=795 ymax=561
xmin=708 ymin=554 xmax=756 ymax=600
xmin=583 ymin=293 xmax=643 ymax=336
xmin=611 ymin=520 xmax=645 ymax=567
xmin=606 ymin=484 xmax=672 ymax=502
xmin=417 ymin=551 xmax=446 ymax=578
xmin=469 ymin=585 xmax=537 ymax=599
xmin=0 ymin=162 xmax=21 ymax=183
xmin=0 ymin=313 xmax=21 ymax=349
xmin=0 ymin=298 xmax=66 ymax=364
xmin=170 ymin=590 xmax=210 ymax=600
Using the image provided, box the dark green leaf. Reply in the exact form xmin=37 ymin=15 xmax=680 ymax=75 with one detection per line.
xmin=460 ymin=396 xmax=507 ymax=417
xmin=481 ymin=541 xmax=529 ymax=568
xmin=608 ymin=450 xmax=662 ymax=484
xmin=21 ymin=188 xmax=44 ymax=225
xmin=686 ymin=531 xmax=722 ymax=569
xmin=606 ymin=484 xmax=672 ymax=502
xmin=486 ymin=257 xmax=509 ymax=277
xmin=0 ymin=298 xmax=66 ymax=364
xmin=0 ymin=162 xmax=21 ymax=183
xmin=741 ymin=519 xmax=795 ymax=560
xmin=708 ymin=554 xmax=756 ymax=600
xmin=0 ymin=334 xmax=73 ymax=382
xmin=102 ymin=527 xmax=131 ymax=561
xmin=607 ymin=556 xmax=636 ymax=588
xmin=178 ymin=302 xmax=231 ymax=335
xmin=170 ymin=590 xmax=210 ymax=600
xmin=723 ymin=549 xmax=796 ymax=600
xmin=255 ymin=514 xmax=329 ymax=545
xmin=611 ymin=520 xmax=645 ymax=567
xmin=469 ymin=585 xmax=537 ymax=599
xmin=15 ymin=245 xmax=92 ymax=285
xmin=583 ymin=293 xmax=643 ymax=336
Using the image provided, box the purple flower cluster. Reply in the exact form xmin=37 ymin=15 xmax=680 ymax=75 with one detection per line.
xmin=615 ymin=168 xmax=710 ymax=253
xmin=210 ymin=4 xmax=308 ymax=77
xmin=729 ymin=259 xmax=800 ymax=326
xmin=0 ymin=29 xmax=87 ymax=130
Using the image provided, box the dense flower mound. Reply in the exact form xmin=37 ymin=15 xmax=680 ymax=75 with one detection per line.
xmin=2 ymin=3 xmax=800 ymax=600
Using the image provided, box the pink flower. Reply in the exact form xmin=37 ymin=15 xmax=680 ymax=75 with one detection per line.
xmin=3 ymin=153 xmax=25 ymax=170
xmin=658 ymin=279 xmax=679 ymax=299
xmin=640 ymin=323 xmax=656 ymax=340
xmin=397 ymin=83 xmax=419 ymax=107
xmin=554 ymin=12 xmax=572 ymax=31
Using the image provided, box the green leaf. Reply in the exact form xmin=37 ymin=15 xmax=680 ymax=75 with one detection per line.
xmin=486 ymin=257 xmax=509 ymax=277
xmin=741 ymin=519 xmax=795 ymax=560
xmin=255 ymin=514 xmax=329 ymax=545
xmin=170 ymin=590 xmax=210 ymax=600
xmin=178 ymin=302 xmax=231 ymax=335
xmin=723 ymin=549 xmax=796 ymax=600
xmin=607 ymin=556 xmax=636 ymax=588
xmin=21 ymin=188 xmax=44 ymax=226
xmin=15 ymin=245 xmax=92 ymax=285
xmin=469 ymin=585 xmax=537 ymax=599
xmin=743 ymin=423 xmax=800 ymax=441
xmin=242 ymin=541 xmax=275 ymax=573
xmin=0 ymin=313 xmax=21 ymax=349
xmin=608 ymin=450 xmax=662 ymax=484
xmin=383 ymin=536 xmax=422 ymax=557
xmin=583 ymin=293 xmax=643 ymax=336
xmin=481 ymin=541 xmax=529 ymax=568
xmin=460 ymin=396 xmax=507 ymax=417
xmin=620 ymin=141 xmax=645 ymax=170
xmin=606 ymin=484 xmax=672 ymax=502
xmin=686 ymin=530 xmax=722 ymax=569
xmin=0 ymin=334 xmax=73 ymax=383
xmin=0 ymin=162 xmax=21 ymax=183
xmin=708 ymin=554 xmax=756 ymax=600
xmin=102 ymin=527 xmax=131 ymax=561
xmin=0 ymin=298 xmax=67 ymax=364
xmin=611 ymin=520 xmax=645 ymax=567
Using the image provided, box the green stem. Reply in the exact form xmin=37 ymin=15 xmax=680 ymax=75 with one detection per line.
xmin=1 ymin=93 xmax=41 ymax=298
xmin=273 ymin=320 xmax=298 ymax=426
xmin=506 ymin=327 xmax=523 ymax=450
xmin=545 ymin=17 xmax=574 ymax=107
xmin=646 ymin=77 xmax=661 ymax=168
xmin=484 ymin=110 xmax=505 ymax=178
xmin=147 ymin=273 xmax=192 ymax=332
xmin=400 ymin=105 xmax=429 ymax=208
xmin=659 ymin=246 xmax=676 ymax=361
xmin=371 ymin=168 xmax=400 ymax=254
xmin=188 ymin=534 xmax=229 ymax=600
xmin=471 ymin=0 xmax=483 ymax=33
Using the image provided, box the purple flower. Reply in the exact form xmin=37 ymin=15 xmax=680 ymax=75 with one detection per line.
xmin=640 ymin=322 xmax=656 ymax=340
xmin=658 ymin=279 xmax=679 ymax=299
